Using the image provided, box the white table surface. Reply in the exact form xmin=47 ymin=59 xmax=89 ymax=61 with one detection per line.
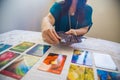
xmin=0 ymin=30 xmax=120 ymax=80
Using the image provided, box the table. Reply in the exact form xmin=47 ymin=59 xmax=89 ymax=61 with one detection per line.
xmin=0 ymin=30 xmax=120 ymax=80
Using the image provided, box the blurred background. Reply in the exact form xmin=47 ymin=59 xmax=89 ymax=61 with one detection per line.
xmin=0 ymin=0 xmax=120 ymax=43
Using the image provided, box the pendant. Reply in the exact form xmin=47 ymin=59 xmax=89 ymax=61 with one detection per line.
xmin=71 ymin=12 xmax=75 ymax=16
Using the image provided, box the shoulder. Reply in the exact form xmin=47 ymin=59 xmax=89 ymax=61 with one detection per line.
xmin=85 ymin=5 xmax=93 ymax=13
xmin=51 ymin=2 xmax=62 ymax=10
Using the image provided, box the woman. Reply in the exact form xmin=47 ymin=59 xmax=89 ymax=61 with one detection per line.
xmin=42 ymin=0 xmax=93 ymax=44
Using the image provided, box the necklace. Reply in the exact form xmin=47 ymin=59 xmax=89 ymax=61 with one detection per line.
xmin=68 ymin=12 xmax=78 ymax=29
xmin=71 ymin=12 xmax=75 ymax=16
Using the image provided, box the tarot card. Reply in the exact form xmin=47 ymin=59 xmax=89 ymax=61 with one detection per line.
xmin=57 ymin=31 xmax=83 ymax=45
xmin=27 ymin=44 xmax=51 ymax=57
xmin=67 ymin=64 xmax=94 ymax=80
xmin=71 ymin=50 xmax=92 ymax=66
xmin=93 ymin=53 xmax=117 ymax=70
xmin=10 ymin=42 xmax=35 ymax=53
xmin=0 ymin=55 xmax=40 ymax=79
xmin=97 ymin=69 xmax=120 ymax=80
xmin=0 ymin=43 xmax=12 ymax=53
xmin=0 ymin=51 xmax=20 ymax=68
xmin=38 ymin=53 xmax=67 ymax=74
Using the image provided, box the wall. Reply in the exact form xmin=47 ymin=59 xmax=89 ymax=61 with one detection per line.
xmin=0 ymin=0 xmax=54 ymax=33
xmin=86 ymin=0 xmax=120 ymax=43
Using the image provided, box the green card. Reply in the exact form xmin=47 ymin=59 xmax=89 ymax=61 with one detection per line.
xmin=10 ymin=42 xmax=35 ymax=53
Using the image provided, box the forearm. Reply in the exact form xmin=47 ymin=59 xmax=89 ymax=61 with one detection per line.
xmin=75 ymin=27 xmax=88 ymax=36
xmin=41 ymin=13 xmax=55 ymax=31
xmin=41 ymin=17 xmax=53 ymax=31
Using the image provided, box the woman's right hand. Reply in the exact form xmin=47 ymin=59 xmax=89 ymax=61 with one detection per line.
xmin=42 ymin=27 xmax=61 ymax=44
xmin=41 ymin=13 xmax=61 ymax=44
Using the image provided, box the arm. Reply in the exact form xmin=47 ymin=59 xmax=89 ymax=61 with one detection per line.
xmin=41 ymin=13 xmax=61 ymax=44
xmin=42 ymin=13 xmax=55 ymax=31
xmin=66 ymin=5 xmax=93 ymax=36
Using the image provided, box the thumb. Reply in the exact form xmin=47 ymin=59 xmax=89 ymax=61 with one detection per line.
xmin=65 ymin=30 xmax=72 ymax=35
xmin=65 ymin=30 xmax=72 ymax=34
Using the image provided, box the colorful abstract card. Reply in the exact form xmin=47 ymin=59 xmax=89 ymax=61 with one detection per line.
xmin=0 ymin=51 xmax=20 ymax=68
xmin=71 ymin=50 xmax=92 ymax=66
xmin=97 ymin=69 xmax=120 ymax=80
xmin=93 ymin=53 xmax=117 ymax=70
xmin=0 ymin=43 xmax=12 ymax=53
xmin=0 ymin=55 xmax=40 ymax=79
xmin=38 ymin=53 xmax=67 ymax=74
xmin=26 ymin=44 xmax=51 ymax=57
xmin=67 ymin=64 xmax=94 ymax=80
xmin=10 ymin=42 xmax=35 ymax=53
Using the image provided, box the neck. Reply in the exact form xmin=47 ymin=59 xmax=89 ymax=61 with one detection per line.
xmin=69 ymin=0 xmax=77 ymax=15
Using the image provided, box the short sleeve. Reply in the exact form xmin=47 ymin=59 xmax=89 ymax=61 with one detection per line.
xmin=81 ymin=5 xmax=93 ymax=31
xmin=50 ymin=2 xmax=62 ymax=24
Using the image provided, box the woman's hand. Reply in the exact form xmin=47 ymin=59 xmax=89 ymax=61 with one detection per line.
xmin=41 ymin=13 xmax=61 ymax=44
xmin=65 ymin=29 xmax=77 ymax=36
xmin=65 ymin=27 xmax=89 ymax=36
xmin=42 ymin=27 xmax=61 ymax=44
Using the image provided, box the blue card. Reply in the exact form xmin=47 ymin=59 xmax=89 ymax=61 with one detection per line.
xmin=97 ymin=69 xmax=120 ymax=80
xmin=0 ymin=43 xmax=12 ymax=53
xmin=26 ymin=44 xmax=51 ymax=57
xmin=71 ymin=49 xmax=92 ymax=66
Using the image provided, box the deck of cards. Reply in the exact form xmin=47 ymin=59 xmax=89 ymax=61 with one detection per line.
xmin=57 ymin=31 xmax=83 ymax=45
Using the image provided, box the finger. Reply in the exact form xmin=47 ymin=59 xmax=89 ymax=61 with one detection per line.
xmin=65 ymin=30 xmax=72 ymax=35
xmin=42 ymin=31 xmax=56 ymax=44
xmin=52 ymin=29 xmax=61 ymax=39
xmin=44 ymin=37 xmax=57 ymax=44
xmin=65 ymin=29 xmax=77 ymax=35
xmin=47 ymin=29 xmax=60 ymax=44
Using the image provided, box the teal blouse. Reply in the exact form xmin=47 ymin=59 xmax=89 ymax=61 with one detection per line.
xmin=50 ymin=2 xmax=93 ymax=32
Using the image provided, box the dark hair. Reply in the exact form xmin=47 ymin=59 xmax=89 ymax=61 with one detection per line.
xmin=59 ymin=0 xmax=87 ymax=23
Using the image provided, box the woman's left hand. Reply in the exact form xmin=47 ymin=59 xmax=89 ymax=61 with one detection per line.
xmin=65 ymin=29 xmax=77 ymax=36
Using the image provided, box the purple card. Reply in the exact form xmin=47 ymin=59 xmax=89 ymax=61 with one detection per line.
xmin=57 ymin=31 xmax=82 ymax=45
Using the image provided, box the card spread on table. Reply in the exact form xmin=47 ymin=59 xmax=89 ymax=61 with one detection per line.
xmin=10 ymin=42 xmax=35 ymax=53
xmin=27 ymin=44 xmax=51 ymax=57
xmin=0 ymin=43 xmax=12 ymax=53
xmin=38 ymin=53 xmax=67 ymax=74
xmin=93 ymin=53 xmax=117 ymax=70
xmin=97 ymin=69 xmax=120 ymax=80
xmin=71 ymin=49 xmax=92 ymax=66
xmin=0 ymin=55 xmax=40 ymax=79
xmin=67 ymin=64 xmax=94 ymax=80
xmin=0 ymin=51 xmax=20 ymax=68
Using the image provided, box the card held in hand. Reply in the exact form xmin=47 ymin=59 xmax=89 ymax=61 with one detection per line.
xmin=57 ymin=31 xmax=83 ymax=45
